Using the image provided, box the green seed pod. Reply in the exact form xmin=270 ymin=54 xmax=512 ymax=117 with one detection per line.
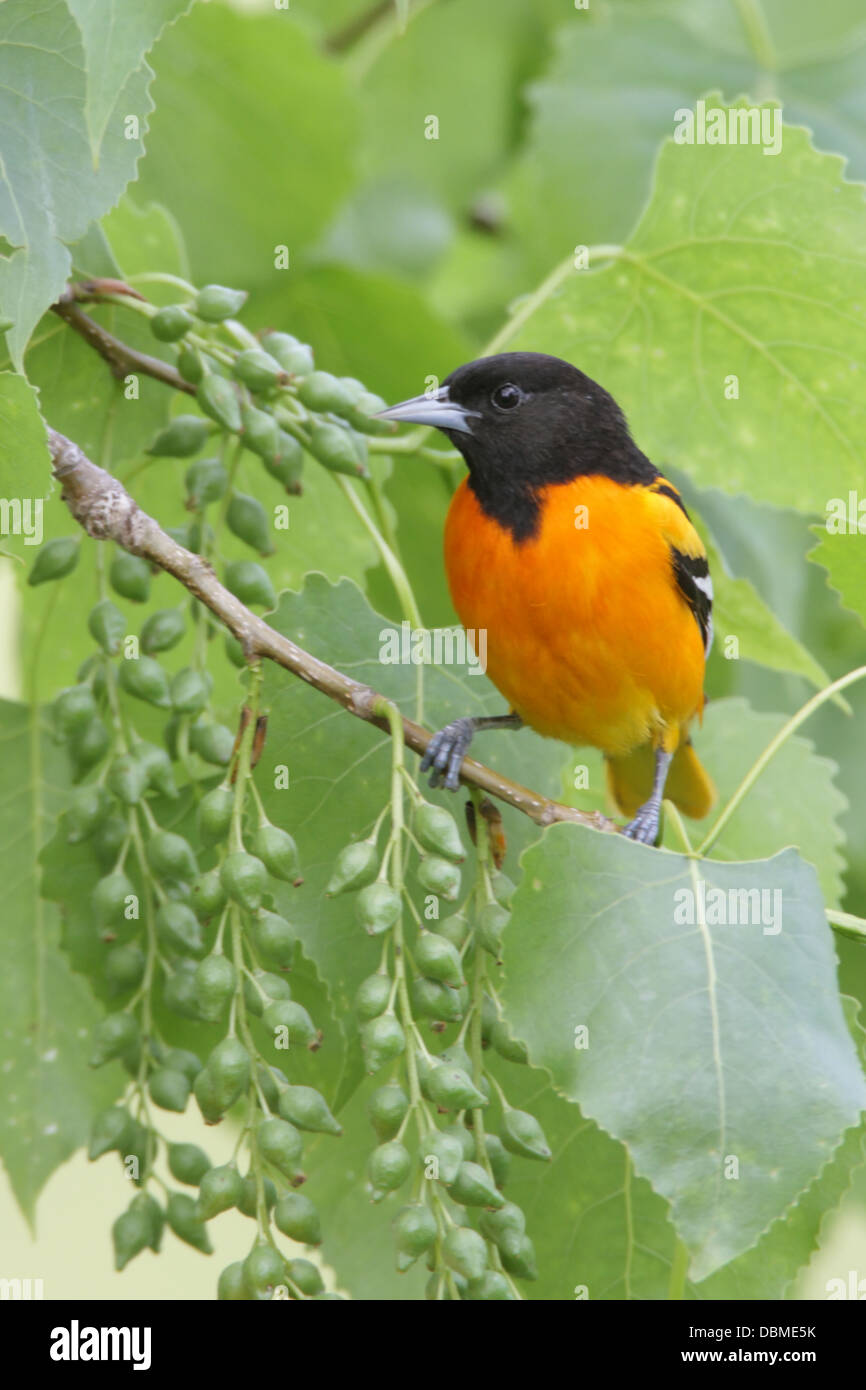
xmin=204 ymin=1038 xmax=251 ymax=1111
xmin=414 ymin=803 xmax=464 ymax=862
xmin=140 ymin=607 xmax=186 ymax=654
xmin=118 ymin=656 xmax=171 ymax=708
xmin=466 ymin=1271 xmax=513 ymax=1300
xmin=481 ymin=993 xmax=498 ymax=1044
xmin=149 ymin=1066 xmax=191 ymax=1113
xmin=54 ymin=684 xmax=99 ymax=740
xmin=92 ymin=815 xmax=128 ymax=871
xmin=484 ymin=1135 xmax=511 ymax=1188
xmin=438 ymin=1042 xmax=473 ymax=1074
xmin=326 ymin=839 xmax=378 ymax=895
xmin=160 ymin=1047 xmax=202 ymax=1084
xmin=347 ymin=391 xmax=393 ymax=435
xmin=257 ymin=1116 xmax=303 ymax=1179
xmin=195 ymin=284 xmax=247 ymax=322
xmin=147 ymin=830 xmax=198 ymax=882
xmin=220 ymin=851 xmax=267 ymax=911
xmin=112 ymin=1201 xmax=152 ymax=1271
xmin=69 ymin=717 xmax=111 ymax=778
xmin=274 ymin=1192 xmax=321 ymax=1246
xmin=192 ymin=1068 xmax=225 ymax=1124
xmin=478 ymin=1201 xmax=525 ymax=1254
xmin=261 ymin=999 xmax=316 ymax=1047
xmin=156 ymin=901 xmax=204 ymax=957
xmin=287 ymin=1258 xmax=324 ymax=1297
xmin=226 ymin=491 xmax=275 ymax=556
xmin=367 ymin=1084 xmax=409 ymax=1142
xmin=226 ymin=633 xmax=247 ymax=668
xmin=422 ymin=1063 xmax=487 ymax=1112
xmin=410 ymin=977 xmax=464 ymax=1023
xmin=224 ymin=559 xmax=276 ymax=609
xmin=135 ymin=741 xmax=178 ymax=799
xmin=185 ymin=456 xmax=228 ymax=511
xmin=393 ymin=1204 xmax=437 ymax=1270
xmin=28 ymin=536 xmax=79 ymax=586
xmin=443 ymin=1226 xmax=488 ymax=1283
xmin=190 ymin=868 xmax=228 ymax=919
xmin=163 ymin=960 xmax=207 ymax=1021
xmin=360 ymin=1014 xmax=405 ymax=1074
xmin=147 ymin=414 xmax=211 ymax=458
xmin=166 ymin=1192 xmax=212 ymax=1253
xmin=194 ymin=955 xmax=236 ymax=1021
xmin=492 ymin=872 xmax=516 ymax=908
xmin=217 ymin=1261 xmax=248 ymax=1300
xmin=168 ymin=1142 xmax=211 ymax=1186
xmin=477 ymin=902 xmax=510 ymax=957
xmin=417 ymin=855 xmax=461 ymax=901
xmin=109 ymin=551 xmax=152 ymax=603
xmin=92 ymin=870 xmax=137 ymax=930
xmin=308 ymin=421 xmax=369 ymax=478
xmin=151 ymin=304 xmax=194 ymax=342
xmin=104 ymin=943 xmax=146 ymax=995
xmin=499 ymin=1233 xmax=538 ymax=1280
xmin=107 ymin=753 xmax=149 ymax=806
xmin=449 ymin=1161 xmax=506 ymax=1210
xmin=277 ymin=1084 xmax=341 ymax=1136
xmin=263 ymin=430 xmax=304 ymax=491
xmin=236 ymin=1173 xmax=278 ymax=1219
xmin=490 ymin=1019 xmax=528 ymax=1065
xmin=87 ymin=598 xmax=126 ymax=655
xmin=64 ymin=782 xmax=112 ymax=842
xmin=197 ymin=785 xmax=235 ymax=844
xmin=253 ymin=972 xmax=292 ymax=1004
xmin=240 ymin=402 xmax=280 ymax=465
xmin=177 ymin=343 xmax=205 ymax=384
xmin=196 ymin=1163 xmax=244 ymax=1220
xmin=232 ymin=347 xmax=285 ymax=393
xmin=355 ymin=972 xmax=391 ymax=1021
xmin=356 ymin=881 xmax=401 ymax=935
xmin=420 ymin=1130 xmax=465 ymax=1186
xmin=432 ymin=910 xmax=470 ymax=952
xmin=250 ymin=910 xmax=298 ymax=969
xmin=415 ymin=932 xmax=464 ymax=988
xmin=170 ymin=666 xmax=213 ymax=715
xmin=88 ymin=1105 xmax=133 ymax=1160
xmin=250 ymin=824 xmax=298 ymax=882
xmin=297 ymin=370 xmax=355 ymax=415
xmin=500 ymin=1108 xmax=551 ymax=1161
xmin=189 ymin=719 xmax=235 ymax=766
xmin=368 ymin=1141 xmax=411 ymax=1202
xmin=197 ymin=373 xmax=242 ymax=432
xmin=261 ymin=331 xmax=313 ymax=377
xmin=89 ymin=1010 xmax=139 ymax=1067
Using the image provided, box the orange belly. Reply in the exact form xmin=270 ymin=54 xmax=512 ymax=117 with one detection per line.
xmin=443 ymin=475 xmax=706 ymax=756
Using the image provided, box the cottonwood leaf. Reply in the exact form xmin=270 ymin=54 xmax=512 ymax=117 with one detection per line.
xmin=501 ymin=827 xmax=866 ymax=1278
xmin=0 ymin=372 xmax=50 ymax=500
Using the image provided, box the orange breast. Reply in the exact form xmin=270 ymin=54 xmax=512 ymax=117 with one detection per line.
xmin=443 ymin=475 xmax=706 ymax=755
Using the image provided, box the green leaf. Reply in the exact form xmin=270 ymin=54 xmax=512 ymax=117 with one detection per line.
xmin=135 ymin=3 xmax=358 ymax=286
xmin=66 ymin=0 xmax=195 ymax=154
xmin=808 ymin=528 xmax=866 ymax=627
xmin=501 ymin=827 xmax=866 ymax=1278
xmin=0 ymin=372 xmax=50 ymax=498
xmin=513 ymin=102 xmax=866 ymax=519
xmin=0 ymin=0 xmax=154 ymax=366
xmin=0 ymin=700 xmax=120 ymax=1220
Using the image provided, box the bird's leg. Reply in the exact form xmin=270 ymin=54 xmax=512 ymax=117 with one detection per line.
xmin=623 ymin=747 xmax=673 ymax=845
xmin=420 ymin=713 xmax=523 ymax=791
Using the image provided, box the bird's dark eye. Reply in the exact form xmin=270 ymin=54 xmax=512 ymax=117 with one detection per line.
xmin=491 ymin=383 xmax=523 ymax=411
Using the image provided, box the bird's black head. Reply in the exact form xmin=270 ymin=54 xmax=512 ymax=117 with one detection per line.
xmin=377 ymin=352 xmax=656 ymax=541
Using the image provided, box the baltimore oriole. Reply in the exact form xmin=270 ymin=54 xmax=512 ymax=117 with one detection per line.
xmin=378 ymin=352 xmax=716 ymax=844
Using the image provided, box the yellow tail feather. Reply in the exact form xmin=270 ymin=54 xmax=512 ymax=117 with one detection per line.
xmin=605 ymin=739 xmax=716 ymax=821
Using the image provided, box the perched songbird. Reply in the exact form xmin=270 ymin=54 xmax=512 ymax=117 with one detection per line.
xmin=377 ymin=352 xmax=715 ymax=844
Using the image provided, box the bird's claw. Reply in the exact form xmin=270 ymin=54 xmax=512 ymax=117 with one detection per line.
xmin=420 ymin=718 xmax=475 ymax=791
xmin=623 ymin=802 xmax=662 ymax=845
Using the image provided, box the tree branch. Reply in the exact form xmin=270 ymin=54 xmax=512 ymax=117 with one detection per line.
xmin=51 ymin=287 xmax=196 ymax=396
xmin=48 ymin=429 xmax=617 ymax=835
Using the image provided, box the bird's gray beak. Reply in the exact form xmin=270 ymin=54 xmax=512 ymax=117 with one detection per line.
xmin=375 ymin=386 xmax=478 ymax=435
